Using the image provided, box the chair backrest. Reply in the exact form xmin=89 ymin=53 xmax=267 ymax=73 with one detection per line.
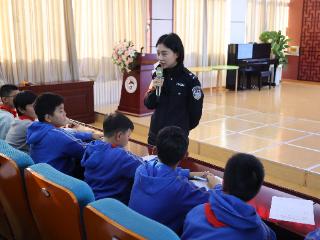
xmin=0 ymin=202 xmax=13 ymax=240
xmin=24 ymin=163 xmax=95 ymax=240
xmin=84 ymin=198 xmax=180 ymax=240
xmin=0 ymin=139 xmax=40 ymax=240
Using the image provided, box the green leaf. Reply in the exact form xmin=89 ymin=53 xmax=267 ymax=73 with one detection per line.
xmin=259 ymin=30 xmax=292 ymax=65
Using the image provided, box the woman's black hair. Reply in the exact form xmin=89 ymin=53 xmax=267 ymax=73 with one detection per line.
xmin=156 ymin=33 xmax=184 ymax=64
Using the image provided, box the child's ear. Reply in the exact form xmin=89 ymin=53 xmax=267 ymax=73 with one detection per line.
xmin=152 ymin=146 xmax=158 ymax=155
xmin=115 ymin=131 xmax=122 ymax=142
xmin=44 ymin=114 xmax=51 ymax=123
xmin=1 ymin=97 xmax=9 ymax=105
xmin=18 ymin=107 xmax=25 ymax=115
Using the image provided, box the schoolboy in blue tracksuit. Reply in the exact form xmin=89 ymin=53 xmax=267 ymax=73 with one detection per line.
xmin=182 ymin=153 xmax=277 ymax=240
xmin=81 ymin=112 xmax=143 ymax=204
xmin=27 ymin=93 xmax=101 ymax=177
xmin=129 ymin=126 xmax=217 ymax=234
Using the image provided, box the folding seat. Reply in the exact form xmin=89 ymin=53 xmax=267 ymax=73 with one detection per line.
xmin=24 ymin=163 xmax=95 ymax=240
xmin=0 ymin=139 xmax=40 ymax=240
xmin=84 ymin=198 xmax=180 ymax=240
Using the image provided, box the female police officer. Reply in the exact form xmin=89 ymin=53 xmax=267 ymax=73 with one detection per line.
xmin=144 ymin=33 xmax=203 ymax=145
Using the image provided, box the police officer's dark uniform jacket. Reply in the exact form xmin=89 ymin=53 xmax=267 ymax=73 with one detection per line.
xmin=144 ymin=63 xmax=204 ymax=145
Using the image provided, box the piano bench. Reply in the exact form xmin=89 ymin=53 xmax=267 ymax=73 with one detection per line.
xmin=259 ymin=71 xmax=272 ymax=91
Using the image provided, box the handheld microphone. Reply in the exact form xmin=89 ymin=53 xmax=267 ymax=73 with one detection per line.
xmin=155 ymin=67 xmax=163 ymax=97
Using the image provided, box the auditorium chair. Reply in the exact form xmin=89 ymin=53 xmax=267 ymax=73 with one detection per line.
xmin=0 ymin=139 xmax=40 ymax=240
xmin=0 ymin=202 xmax=13 ymax=240
xmin=84 ymin=198 xmax=180 ymax=240
xmin=24 ymin=163 xmax=95 ymax=240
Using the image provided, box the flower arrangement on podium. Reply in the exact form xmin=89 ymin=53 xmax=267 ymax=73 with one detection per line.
xmin=112 ymin=40 xmax=143 ymax=73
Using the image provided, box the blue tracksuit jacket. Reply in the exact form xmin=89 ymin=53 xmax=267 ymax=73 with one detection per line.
xmin=81 ymin=140 xmax=142 ymax=204
xmin=182 ymin=185 xmax=277 ymax=240
xmin=27 ymin=121 xmax=92 ymax=176
xmin=129 ymin=158 xmax=209 ymax=234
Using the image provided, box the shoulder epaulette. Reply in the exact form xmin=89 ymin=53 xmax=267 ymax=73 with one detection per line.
xmin=184 ymin=68 xmax=197 ymax=80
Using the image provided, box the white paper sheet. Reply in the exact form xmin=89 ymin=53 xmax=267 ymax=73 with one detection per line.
xmin=190 ymin=180 xmax=209 ymax=190
xmin=269 ymin=196 xmax=315 ymax=225
xmin=142 ymin=155 xmax=157 ymax=161
xmin=190 ymin=176 xmax=223 ymax=191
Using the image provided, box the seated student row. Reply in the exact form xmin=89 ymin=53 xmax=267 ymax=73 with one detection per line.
xmin=0 ymin=86 xmax=214 ymax=205
xmin=0 ymin=85 xmax=276 ymax=239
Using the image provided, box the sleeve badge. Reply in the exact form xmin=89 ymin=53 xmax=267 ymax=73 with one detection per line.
xmin=192 ymin=86 xmax=202 ymax=100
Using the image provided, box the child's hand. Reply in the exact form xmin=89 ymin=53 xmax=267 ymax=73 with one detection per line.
xmin=65 ymin=122 xmax=77 ymax=128
xmin=207 ymin=174 xmax=219 ymax=189
xmin=190 ymin=171 xmax=210 ymax=178
xmin=92 ymin=132 xmax=103 ymax=140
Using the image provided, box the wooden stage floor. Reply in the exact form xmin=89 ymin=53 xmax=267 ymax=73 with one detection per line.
xmin=94 ymin=80 xmax=320 ymax=199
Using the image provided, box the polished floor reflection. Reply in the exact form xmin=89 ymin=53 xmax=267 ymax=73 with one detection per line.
xmin=95 ymin=80 xmax=320 ymax=189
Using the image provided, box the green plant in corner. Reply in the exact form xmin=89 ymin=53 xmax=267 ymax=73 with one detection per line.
xmin=259 ymin=31 xmax=291 ymax=65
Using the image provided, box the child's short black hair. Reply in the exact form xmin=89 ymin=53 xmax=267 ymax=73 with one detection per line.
xmin=156 ymin=126 xmax=189 ymax=166
xmin=156 ymin=33 xmax=185 ymax=64
xmin=13 ymin=91 xmax=37 ymax=116
xmin=0 ymin=84 xmax=18 ymax=98
xmin=34 ymin=93 xmax=64 ymax=122
xmin=103 ymin=112 xmax=134 ymax=138
xmin=223 ymin=153 xmax=264 ymax=202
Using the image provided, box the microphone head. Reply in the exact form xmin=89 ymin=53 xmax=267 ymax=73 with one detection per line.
xmin=156 ymin=67 xmax=163 ymax=78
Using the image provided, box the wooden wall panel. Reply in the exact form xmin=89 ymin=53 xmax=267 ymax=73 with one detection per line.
xmin=298 ymin=0 xmax=320 ymax=82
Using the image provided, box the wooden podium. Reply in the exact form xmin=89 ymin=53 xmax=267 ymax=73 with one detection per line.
xmin=117 ymin=54 xmax=158 ymax=116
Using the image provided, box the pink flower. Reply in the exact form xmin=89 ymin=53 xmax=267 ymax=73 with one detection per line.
xmin=112 ymin=40 xmax=141 ymax=72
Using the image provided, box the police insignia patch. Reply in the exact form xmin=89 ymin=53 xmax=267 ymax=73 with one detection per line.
xmin=192 ymin=86 xmax=202 ymax=100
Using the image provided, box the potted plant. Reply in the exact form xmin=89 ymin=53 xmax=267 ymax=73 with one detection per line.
xmin=259 ymin=31 xmax=291 ymax=85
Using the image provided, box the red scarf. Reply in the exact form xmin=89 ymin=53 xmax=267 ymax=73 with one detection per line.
xmin=19 ymin=115 xmax=35 ymax=121
xmin=204 ymin=203 xmax=227 ymax=228
xmin=0 ymin=105 xmax=17 ymax=117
